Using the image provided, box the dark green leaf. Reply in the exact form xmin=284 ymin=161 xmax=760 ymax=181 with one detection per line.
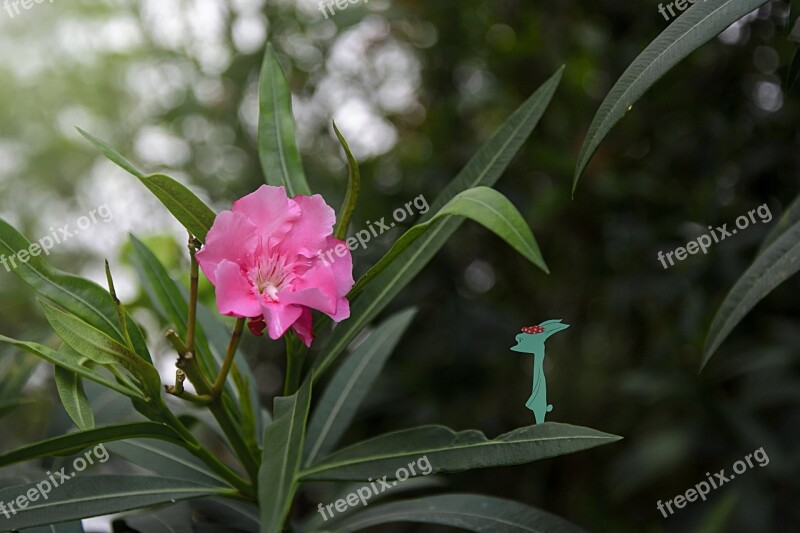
xmin=258 ymin=44 xmax=311 ymax=197
xmin=21 ymin=521 xmax=86 ymax=533
xmin=702 ymin=216 xmax=800 ymax=368
xmin=0 ymin=476 xmax=227 ymax=530
xmin=300 ymin=422 xmax=621 ymax=480
xmin=574 ymin=0 xmax=770 ymax=190
xmin=305 ymin=308 xmax=416 ymax=466
xmin=258 ymin=374 xmax=313 ymax=532
xmin=0 ymin=422 xmax=184 ymax=467
xmin=326 ymin=493 xmax=585 ymax=533
xmin=107 ymin=439 xmax=228 ymax=487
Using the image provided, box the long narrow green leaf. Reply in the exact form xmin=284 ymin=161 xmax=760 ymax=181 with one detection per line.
xmin=305 ymin=308 xmax=416 ymax=466
xmin=313 ymin=68 xmax=563 ymax=378
xmin=0 ymin=422 xmax=184 ymax=467
xmin=258 ymin=44 xmax=311 ymax=197
xmin=107 ymin=439 xmax=228 ymax=487
xmin=702 ymin=216 xmax=800 ymax=368
xmin=759 ymin=195 xmax=800 ymax=253
xmin=332 ymin=121 xmax=360 ymax=240
xmin=22 ymin=521 xmax=85 ymax=533
xmin=326 ymin=493 xmax=585 ymax=533
xmin=258 ymin=375 xmax=313 ymax=532
xmin=0 ymin=476 xmax=228 ymax=530
xmin=0 ymin=218 xmax=151 ymax=363
xmin=0 ymin=335 xmax=139 ymax=398
xmin=574 ymin=0 xmax=770 ymax=190
xmin=349 ymin=187 xmax=547 ymax=300
xmin=77 ymin=128 xmax=216 ymax=242
xmin=301 ymin=422 xmax=620 ymax=480
xmin=55 ymin=365 xmax=95 ymax=431
xmin=40 ymin=301 xmax=161 ymax=395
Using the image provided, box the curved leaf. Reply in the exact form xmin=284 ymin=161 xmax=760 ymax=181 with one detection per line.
xmin=0 ymin=335 xmax=139 ymax=398
xmin=305 ymin=308 xmax=416 ymax=466
xmin=702 ymin=216 xmax=800 ymax=368
xmin=312 ymin=67 xmax=562 ymax=378
xmin=300 ymin=422 xmax=620 ymax=480
xmin=258 ymin=375 xmax=313 ymax=532
xmin=0 ymin=218 xmax=151 ymax=363
xmin=55 ymin=365 xmax=95 ymax=431
xmin=258 ymin=44 xmax=311 ymax=197
xmin=0 ymin=422 xmax=184 ymax=467
xmin=40 ymin=301 xmax=161 ymax=395
xmin=349 ymin=187 xmax=547 ymax=301
xmin=326 ymin=493 xmax=585 ymax=533
xmin=77 ymin=128 xmax=216 ymax=242
xmin=332 ymin=121 xmax=361 ymax=240
xmin=574 ymin=0 xmax=770 ymax=190
xmin=0 ymin=476 xmax=228 ymax=530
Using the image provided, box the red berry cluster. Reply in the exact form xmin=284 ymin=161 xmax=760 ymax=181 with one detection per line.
xmin=521 ymin=325 xmax=545 ymax=334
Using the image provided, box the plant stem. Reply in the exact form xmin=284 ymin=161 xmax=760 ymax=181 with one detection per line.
xmin=212 ymin=317 xmax=246 ymax=397
xmin=186 ymin=235 xmax=201 ymax=354
xmin=283 ymin=332 xmax=306 ymax=396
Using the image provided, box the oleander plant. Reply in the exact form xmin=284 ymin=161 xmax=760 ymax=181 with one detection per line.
xmin=0 ymin=46 xmax=619 ymax=532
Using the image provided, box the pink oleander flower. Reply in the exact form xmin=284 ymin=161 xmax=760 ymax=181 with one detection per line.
xmin=196 ymin=185 xmax=354 ymax=347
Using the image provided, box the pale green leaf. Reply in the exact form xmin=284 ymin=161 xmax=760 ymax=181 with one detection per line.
xmin=258 ymin=44 xmax=311 ymax=196
xmin=0 ymin=218 xmax=151 ymax=363
xmin=77 ymin=128 xmax=216 ymax=242
xmin=55 ymin=365 xmax=95 ymax=431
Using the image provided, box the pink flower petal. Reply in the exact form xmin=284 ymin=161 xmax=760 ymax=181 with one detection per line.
xmin=213 ymin=260 xmax=262 ymax=318
xmin=277 ymin=194 xmax=336 ymax=258
xmin=260 ymin=302 xmax=303 ymax=340
xmin=231 ymin=185 xmax=301 ymax=239
xmin=291 ymin=308 xmax=314 ymax=347
xmin=197 ymin=211 xmax=258 ymax=285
